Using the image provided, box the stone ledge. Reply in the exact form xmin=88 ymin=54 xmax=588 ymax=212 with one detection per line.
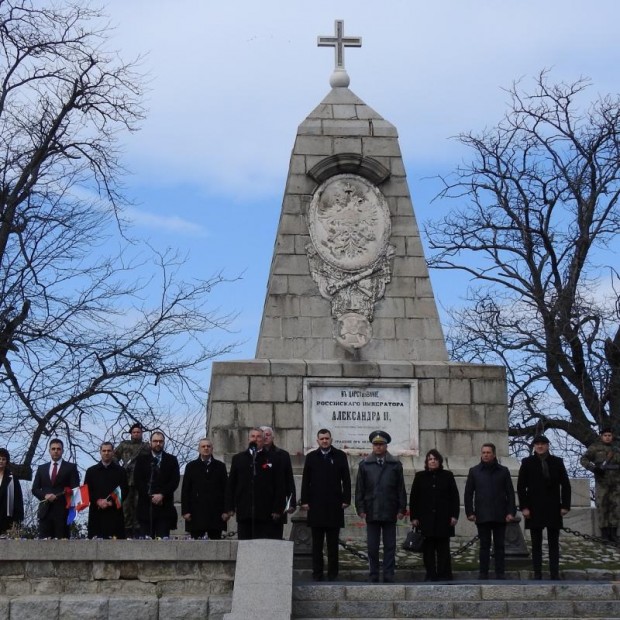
xmin=0 ymin=539 xmax=238 ymax=562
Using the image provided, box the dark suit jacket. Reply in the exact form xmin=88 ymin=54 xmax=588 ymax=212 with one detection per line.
xmin=300 ymin=447 xmax=351 ymax=528
xmin=225 ymin=448 xmax=285 ymax=522
xmin=181 ymin=457 xmax=228 ymax=533
xmin=84 ymin=461 xmax=128 ymax=538
xmin=410 ymin=469 xmax=460 ymax=538
xmin=133 ymin=451 xmax=180 ymax=527
xmin=517 ymin=454 xmax=571 ymax=529
xmin=464 ymin=459 xmax=516 ymax=523
xmin=32 ymin=459 xmax=80 ymax=522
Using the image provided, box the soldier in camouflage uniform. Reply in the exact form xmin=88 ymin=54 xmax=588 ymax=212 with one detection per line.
xmin=114 ymin=423 xmax=150 ymax=537
xmin=580 ymin=428 xmax=620 ymax=542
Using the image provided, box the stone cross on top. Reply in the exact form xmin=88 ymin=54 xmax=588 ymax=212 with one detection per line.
xmin=318 ymin=20 xmax=361 ymax=88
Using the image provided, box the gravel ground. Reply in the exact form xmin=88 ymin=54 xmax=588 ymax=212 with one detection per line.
xmin=336 ymin=531 xmax=620 ymax=572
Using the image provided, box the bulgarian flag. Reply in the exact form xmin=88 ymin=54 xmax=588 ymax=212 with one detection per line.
xmin=108 ymin=485 xmax=123 ymax=510
xmin=65 ymin=484 xmax=90 ymax=525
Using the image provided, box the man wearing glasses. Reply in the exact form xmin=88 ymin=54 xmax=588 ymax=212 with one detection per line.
xmin=133 ymin=431 xmax=180 ymax=538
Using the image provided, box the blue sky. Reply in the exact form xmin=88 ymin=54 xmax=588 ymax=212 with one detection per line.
xmin=103 ymin=0 xmax=620 ymax=365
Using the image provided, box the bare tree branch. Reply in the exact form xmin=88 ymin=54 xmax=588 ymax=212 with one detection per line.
xmin=0 ymin=1 xmax=237 ymax=469
xmin=427 ymin=71 xmax=620 ymax=450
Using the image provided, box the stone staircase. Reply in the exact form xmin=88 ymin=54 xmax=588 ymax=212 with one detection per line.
xmin=291 ymin=582 xmax=620 ymax=619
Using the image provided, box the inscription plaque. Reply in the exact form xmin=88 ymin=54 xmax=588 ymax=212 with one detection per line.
xmin=303 ymin=378 xmax=419 ymax=455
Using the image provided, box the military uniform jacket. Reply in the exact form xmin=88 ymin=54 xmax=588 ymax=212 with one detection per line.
xmin=114 ymin=440 xmax=150 ymax=485
xmin=409 ymin=469 xmax=460 ymax=538
xmin=517 ymin=454 xmax=571 ymax=529
xmin=355 ymin=453 xmax=407 ymax=523
xmin=225 ymin=449 xmax=285 ymax=521
xmin=580 ymin=441 xmax=620 ymax=488
xmin=134 ymin=451 xmax=180 ymax=527
xmin=84 ymin=461 xmax=128 ymax=538
xmin=181 ymin=457 xmax=228 ymax=533
xmin=300 ymin=447 xmax=351 ymax=528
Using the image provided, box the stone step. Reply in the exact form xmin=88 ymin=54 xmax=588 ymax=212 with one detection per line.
xmin=292 ymin=583 xmax=620 ymax=619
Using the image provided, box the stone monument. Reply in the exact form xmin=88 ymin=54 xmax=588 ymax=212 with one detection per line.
xmin=206 ymin=20 xmax=590 ymax=532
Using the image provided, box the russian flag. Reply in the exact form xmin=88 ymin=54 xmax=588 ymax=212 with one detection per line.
xmin=65 ymin=484 xmax=90 ymax=525
xmin=108 ymin=485 xmax=122 ymax=510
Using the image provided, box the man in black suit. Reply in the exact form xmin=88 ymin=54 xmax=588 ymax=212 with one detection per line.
xmin=181 ymin=438 xmax=229 ymax=539
xmin=225 ymin=427 xmax=285 ymax=540
xmin=518 ymin=434 xmax=571 ymax=580
xmin=133 ymin=431 xmax=180 ymax=538
xmin=301 ymin=428 xmax=351 ymax=582
xmin=464 ymin=442 xmax=516 ymax=579
xmin=261 ymin=425 xmax=297 ymax=539
xmin=84 ymin=442 xmax=128 ymax=538
xmin=32 ymin=438 xmax=80 ymax=538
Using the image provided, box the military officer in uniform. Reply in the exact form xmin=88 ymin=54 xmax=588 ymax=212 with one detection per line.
xmin=580 ymin=427 xmax=620 ymax=542
xmin=355 ymin=430 xmax=407 ymax=583
xmin=114 ymin=422 xmax=150 ymax=537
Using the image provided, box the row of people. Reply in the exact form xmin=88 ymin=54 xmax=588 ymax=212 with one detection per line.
xmin=0 ymin=424 xmax=296 ymax=540
xmin=0 ymin=426 xmax=617 ymax=583
xmin=356 ymin=431 xmax=573 ymax=582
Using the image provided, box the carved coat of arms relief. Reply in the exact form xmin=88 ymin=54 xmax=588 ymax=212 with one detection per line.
xmin=306 ymin=174 xmax=394 ymax=351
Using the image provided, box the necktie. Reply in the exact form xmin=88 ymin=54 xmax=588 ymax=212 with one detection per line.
xmin=51 ymin=462 xmax=58 ymax=485
xmin=378 ymin=458 xmax=384 ymax=467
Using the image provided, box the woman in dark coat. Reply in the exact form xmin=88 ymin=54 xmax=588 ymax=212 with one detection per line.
xmin=0 ymin=448 xmax=24 ymax=535
xmin=410 ymin=449 xmax=460 ymax=581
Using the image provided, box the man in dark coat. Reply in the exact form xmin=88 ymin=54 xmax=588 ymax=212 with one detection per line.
xmin=464 ymin=442 xmax=516 ymax=579
xmin=182 ymin=438 xmax=228 ymax=539
xmin=300 ymin=428 xmax=351 ymax=581
xmin=355 ymin=430 xmax=407 ymax=583
xmin=84 ymin=442 xmax=128 ymax=538
xmin=410 ymin=449 xmax=460 ymax=581
xmin=133 ymin=431 xmax=180 ymax=538
xmin=261 ymin=426 xmax=297 ymax=539
xmin=32 ymin=438 xmax=80 ymax=538
xmin=518 ymin=434 xmax=571 ymax=580
xmin=225 ymin=427 xmax=286 ymax=540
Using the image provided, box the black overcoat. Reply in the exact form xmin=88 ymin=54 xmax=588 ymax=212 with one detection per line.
xmin=265 ymin=445 xmax=297 ymax=524
xmin=464 ymin=459 xmax=516 ymax=523
xmin=225 ymin=449 xmax=285 ymax=521
xmin=181 ymin=457 xmax=228 ymax=533
xmin=134 ymin=451 xmax=180 ymax=528
xmin=0 ymin=470 xmax=24 ymax=534
xmin=517 ymin=454 xmax=571 ymax=529
xmin=409 ymin=469 xmax=460 ymax=538
xmin=300 ymin=447 xmax=351 ymax=528
xmin=84 ymin=461 xmax=128 ymax=538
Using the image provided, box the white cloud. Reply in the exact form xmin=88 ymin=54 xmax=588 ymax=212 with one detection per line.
xmin=125 ymin=207 xmax=208 ymax=237
xmin=103 ymin=0 xmax=620 ymax=200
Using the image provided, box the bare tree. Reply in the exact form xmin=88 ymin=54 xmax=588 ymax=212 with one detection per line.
xmin=426 ymin=71 xmax=620 ymax=450
xmin=0 ymin=1 xmax=236 ymax=471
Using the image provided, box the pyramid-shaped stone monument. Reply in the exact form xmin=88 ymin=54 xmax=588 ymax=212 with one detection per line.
xmin=207 ymin=21 xmax=508 ymax=464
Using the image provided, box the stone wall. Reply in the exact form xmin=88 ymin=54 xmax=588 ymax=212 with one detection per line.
xmin=0 ymin=539 xmax=235 ymax=619
xmin=208 ymin=358 xmax=509 ymax=458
